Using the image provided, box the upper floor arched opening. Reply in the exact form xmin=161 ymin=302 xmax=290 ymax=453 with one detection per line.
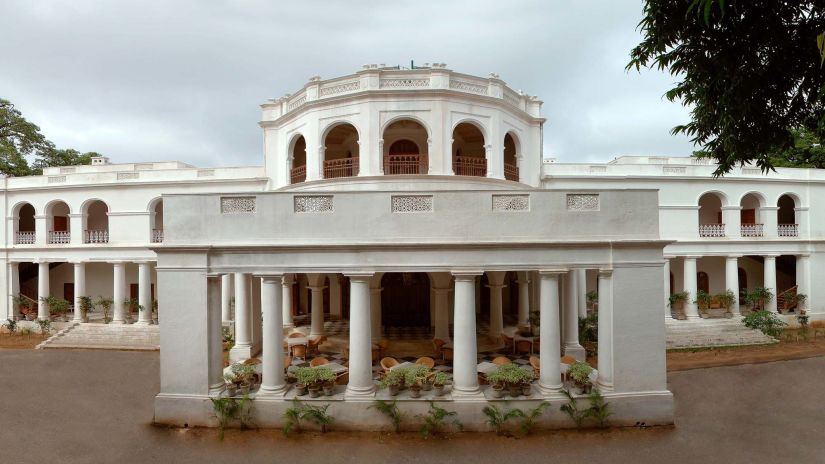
xmin=503 ymin=132 xmax=519 ymax=182
xmin=452 ymin=121 xmax=487 ymax=177
xmin=149 ymin=198 xmax=164 ymax=243
xmin=289 ymin=135 xmax=307 ymax=184
xmin=739 ymin=192 xmax=766 ymax=237
xmin=45 ymin=200 xmax=71 ymax=244
xmin=82 ymin=199 xmax=110 ymax=244
xmin=322 ymin=123 xmax=359 ymax=179
xmin=13 ymin=202 xmax=36 ymax=244
xmin=698 ymin=192 xmax=725 ymax=237
xmin=777 ymin=193 xmax=799 ymax=237
xmin=383 ymin=119 xmax=429 ymax=175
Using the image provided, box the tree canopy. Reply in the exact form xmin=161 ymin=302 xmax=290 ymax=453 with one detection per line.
xmin=0 ymin=99 xmax=97 ymax=177
xmin=628 ymin=0 xmax=825 ymax=176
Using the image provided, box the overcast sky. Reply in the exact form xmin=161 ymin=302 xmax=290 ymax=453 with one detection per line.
xmin=0 ymin=0 xmax=695 ymax=168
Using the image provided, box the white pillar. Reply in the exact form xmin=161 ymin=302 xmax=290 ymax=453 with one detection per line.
xmin=517 ymin=272 xmax=530 ymax=328
xmin=37 ymin=261 xmax=50 ymax=321
xmin=259 ymin=275 xmax=286 ymax=396
xmin=597 ymin=269 xmax=614 ymax=390
xmin=797 ymin=254 xmax=810 ymax=308
xmin=576 ymin=268 xmax=587 ymax=318
xmin=136 ymin=262 xmax=152 ymax=325
xmin=229 ymin=273 xmax=252 ymax=362
xmin=663 ymin=258 xmax=671 ymax=318
xmin=486 ymin=271 xmax=505 ymax=341
xmin=281 ymin=274 xmax=294 ymax=329
xmin=369 ymin=280 xmax=382 ymax=340
xmin=329 ymin=274 xmax=342 ymax=320
xmin=72 ymin=261 xmax=86 ymax=322
xmin=346 ymin=273 xmax=375 ymax=397
xmin=564 ymin=270 xmax=586 ymax=360
xmin=683 ymin=257 xmax=699 ymax=319
xmin=221 ymin=274 xmax=232 ymax=323
xmin=537 ymin=270 xmax=563 ymax=395
xmin=8 ymin=262 xmax=19 ymax=320
xmin=452 ymin=272 xmax=481 ymax=396
xmin=309 ymin=285 xmax=325 ymax=337
xmin=207 ymin=275 xmax=225 ymax=395
xmin=725 ymin=255 xmax=741 ymax=316
xmin=764 ymin=255 xmax=778 ymax=313
xmin=111 ymin=262 xmax=126 ymax=324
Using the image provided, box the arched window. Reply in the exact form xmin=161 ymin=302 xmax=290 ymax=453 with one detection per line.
xmin=83 ymin=200 xmax=109 ymax=244
xmin=383 ymin=119 xmax=428 ymax=175
xmin=697 ymin=271 xmax=709 ymax=293
xmin=777 ymin=194 xmax=798 ymax=237
xmin=323 ymin=123 xmax=359 ymax=179
xmin=45 ymin=201 xmax=71 ymax=244
xmin=452 ymin=122 xmax=486 ymax=177
xmin=14 ymin=203 xmax=36 ymax=244
xmin=290 ymin=136 xmax=306 ymax=184
xmin=698 ymin=192 xmax=724 ymax=237
xmin=503 ymin=133 xmax=519 ymax=181
xmin=740 ymin=193 xmax=765 ymax=237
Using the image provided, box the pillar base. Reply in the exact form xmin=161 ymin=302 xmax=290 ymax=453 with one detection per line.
xmin=257 ymin=385 xmax=288 ymax=397
xmin=229 ymin=344 xmax=253 ymax=363
xmin=345 ymin=386 xmax=376 ymax=399
xmin=597 ymin=381 xmax=614 ymax=392
xmin=563 ymin=343 xmax=587 ymax=362
xmin=537 ymin=382 xmax=565 ymax=398
xmin=134 ymin=320 xmax=152 ymax=326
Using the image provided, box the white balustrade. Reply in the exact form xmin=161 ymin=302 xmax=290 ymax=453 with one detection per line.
xmin=777 ymin=224 xmax=798 ymax=237
xmin=740 ymin=224 xmax=764 ymax=237
xmin=14 ymin=231 xmax=35 ymax=245
xmin=151 ymin=229 xmax=164 ymax=243
xmin=84 ymin=230 xmax=109 ymax=244
xmin=698 ymin=223 xmax=725 ymax=237
xmin=47 ymin=231 xmax=71 ymax=244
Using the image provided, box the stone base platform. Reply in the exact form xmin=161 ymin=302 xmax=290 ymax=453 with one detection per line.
xmin=666 ymin=318 xmax=776 ymax=349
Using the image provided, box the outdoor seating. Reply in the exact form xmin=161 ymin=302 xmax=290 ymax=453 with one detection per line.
xmin=415 ymin=356 xmax=435 ymax=369
xmin=529 ymin=355 xmax=540 ymax=377
xmin=492 ymin=356 xmax=511 ymax=365
xmin=291 ymin=344 xmax=307 ymax=360
xmin=441 ymin=347 xmax=454 ymax=363
xmin=307 ymin=335 xmax=326 ymax=355
xmin=515 ymin=340 xmax=532 ymax=355
xmin=377 ymin=339 xmax=390 ymax=358
xmin=310 ymin=357 xmax=329 ymax=367
xmin=380 ymin=356 xmax=399 ymax=374
xmin=560 ymin=355 xmax=576 ymax=365
xmin=501 ymin=333 xmax=515 ymax=354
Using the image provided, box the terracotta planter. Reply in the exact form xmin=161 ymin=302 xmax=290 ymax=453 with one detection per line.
xmin=433 ymin=385 xmax=445 ymax=397
xmin=409 ymin=386 xmax=422 ymax=398
xmin=308 ymin=386 xmax=321 ymax=398
xmin=491 ymin=385 xmax=505 ymax=398
xmin=296 ymin=384 xmax=308 ymax=396
xmin=389 ymin=384 xmax=400 ymax=396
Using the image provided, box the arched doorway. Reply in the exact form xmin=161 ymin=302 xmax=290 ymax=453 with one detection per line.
xmin=503 ymin=133 xmax=519 ymax=181
xmin=698 ymin=192 xmax=725 ymax=237
xmin=452 ymin=122 xmax=486 ymax=177
xmin=697 ymin=271 xmax=709 ymax=294
xmin=15 ymin=203 xmax=36 ymax=244
xmin=45 ymin=201 xmax=70 ymax=244
xmin=383 ymin=119 xmax=429 ymax=174
xmin=740 ymin=192 xmax=765 ymax=237
xmin=380 ymin=273 xmax=430 ymax=327
xmin=83 ymin=200 xmax=109 ymax=244
xmin=290 ymin=135 xmax=307 ymax=184
xmin=777 ymin=194 xmax=798 ymax=236
xmin=323 ymin=123 xmax=359 ymax=179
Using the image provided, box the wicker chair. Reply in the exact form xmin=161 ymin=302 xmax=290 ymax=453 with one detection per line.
xmin=310 ymin=357 xmax=329 ymax=367
xmin=287 ymin=332 xmax=305 ymax=338
xmin=492 ymin=356 xmax=512 ymax=365
xmin=307 ymin=335 xmax=327 ymax=355
xmin=515 ymin=340 xmax=533 ymax=355
xmin=529 ymin=356 xmax=540 ymax=377
xmin=415 ymin=356 xmax=435 ymax=369
xmin=532 ymin=337 xmax=540 ymax=353
xmin=283 ymin=356 xmax=293 ymax=371
xmin=380 ymin=357 xmax=399 ymax=375
xmin=432 ymin=338 xmax=446 ymax=354
xmin=560 ymin=355 xmax=576 ymax=365
xmin=377 ymin=339 xmax=390 ymax=358
xmin=291 ymin=344 xmax=307 ymax=360
xmin=335 ymin=372 xmax=349 ymax=385
xmin=441 ymin=347 xmax=454 ymax=363
xmin=500 ymin=333 xmax=515 ymax=354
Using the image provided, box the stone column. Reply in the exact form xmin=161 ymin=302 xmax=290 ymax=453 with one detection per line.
xmin=597 ymin=268 xmax=614 ymax=390
xmin=329 ymin=274 xmax=342 ymax=320
xmin=797 ymin=254 xmax=810 ymax=310
xmin=229 ymin=273 xmax=252 ymax=362
xmin=683 ymin=257 xmax=699 ymax=319
xmin=37 ymin=261 xmax=50 ymax=321
xmin=207 ymin=275 xmax=225 ymax=395
xmin=259 ymin=275 xmax=286 ymax=396
xmin=576 ymin=268 xmax=587 ymax=318
xmin=111 ymin=262 xmax=126 ymax=324
xmin=307 ymin=274 xmax=326 ymax=337
xmin=725 ymin=255 xmax=741 ymax=316
xmin=564 ymin=270 xmax=586 ymax=360
xmin=281 ymin=274 xmax=294 ymax=329
xmin=346 ymin=273 xmax=375 ymax=397
xmin=136 ymin=262 xmax=153 ymax=325
xmin=369 ymin=277 xmax=383 ymax=340
xmin=537 ymin=270 xmax=564 ymax=396
xmin=72 ymin=261 xmax=86 ymax=322
xmin=452 ymin=272 xmax=481 ymax=397
xmin=486 ymin=271 xmax=505 ymax=341
xmin=8 ymin=262 xmax=19 ymax=320
xmin=516 ymin=272 xmax=530 ymax=328
xmin=663 ymin=258 xmax=671 ymax=318
xmin=764 ymin=255 xmax=778 ymax=313
xmin=221 ymin=274 xmax=233 ymax=322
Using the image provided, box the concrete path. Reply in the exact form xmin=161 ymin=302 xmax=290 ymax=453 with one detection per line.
xmin=0 ymin=349 xmax=822 ymax=463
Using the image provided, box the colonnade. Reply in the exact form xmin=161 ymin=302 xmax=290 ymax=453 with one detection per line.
xmin=216 ymin=268 xmax=615 ymax=399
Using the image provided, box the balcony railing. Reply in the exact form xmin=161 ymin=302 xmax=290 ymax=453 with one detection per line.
xmin=453 ymin=156 xmax=487 ymax=177
xmin=698 ymin=223 xmax=725 ymax=237
xmin=290 ymin=165 xmax=306 ymax=184
xmin=151 ymin=229 xmax=164 ymax=243
xmin=84 ymin=230 xmax=109 ymax=244
xmin=504 ymin=163 xmax=519 ymax=182
xmin=48 ymin=231 xmax=71 ymax=244
xmin=384 ymin=154 xmax=426 ymax=175
xmin=741 ymin=223 xmax=764 ymax=237
xmin=14 ymin=231 xmax=35 ymax=245
xmin=323 ymin=157 xmax=359 ymax=179
xmin=777 ymin=223 xmax=798 ymax=237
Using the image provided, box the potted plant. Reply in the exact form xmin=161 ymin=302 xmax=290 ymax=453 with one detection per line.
xmin=432 ymin=371 xmax=449 ymax=396
xmin=227 ymin=362 xmax=256 ymax=395
xmin=785 ymin=292 xmax=808 ymax=313
xmin=404 ymin=364 xmax=430 ymax=398
xmin=379 ymin=368 xmax=406 ymax=396
xmin=77 ymin=296 xmax=93 ymax=322
xmin=486 ymin=369 xmax=506 ymax=398
xmin=489 ymin=364 xmax=532 ymax=398
xmin=42 ymin=296 xmax=69 ymax=321
xmin=94 ymin=297 xmax=113 ymax=323
xmin=745 ymin=287 xmax=773 ymax=313
xmin=223 ymin=373 xmax=238 ymax=396
xmin=586 ymin=290 xmax=598 ymax=311
xmin=716 ymin=290 xmax=736 ymax=318
xmin=528 ymin=310 xmax=540 ymax=336
xmin=695 ymin=290 xmax=712 ymax=317
xmin=293 ymin=367 xmax=314 ymax=396
xmin=668 ymin=292 xmax=689 ymax=319
xmin=152 ymin=299 xmax=159 ymax=324
xmin=13 ymin=295 xmax=35 ymax=321
xmin=567 ymin=361 xmax=594 ymax=394
xmin=316 ymin=366 xmax=336 ymax=396
xmin=123 ymin=297 xmax=140 ymax=323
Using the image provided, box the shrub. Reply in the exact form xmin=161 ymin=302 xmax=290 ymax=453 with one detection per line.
xmin=668 ymin=291 xmax=689 ymax=307
xmin=744 ymin=287 xmax=773 ymax=311
xmin=94 ymin=297 xmax=114 ymax=323
xmin=431 ymin=371 xmax=449 ymax=387
xmin=379 ymin=367 xmax=406 ymax=389
xmin=586 ymin=290 xmax=598 ymax=305
xmin=370 ymin=400 xmax=403 ymax=433
xmin=282 ymin=399 xmax=303 ymax=436
xmin=403 ymin=364 xmax=431 ymax=388
xmin=300 ymin=403 xmax=334 ymax=433
xmin=694 ymin=290 xmax=712 ymax=311
xmin=585 ymin=389 xmax=612 ymax=428
xmin=210 ymin=393 xmax=254 ymax=439
xmin=579 ymin=312 xmax=598 ymax=347
xmin=419 ymin=402 xmax=461 ymax=438
xmin=567 ymin=361 xmax=594 ymax=387
xmin=486 ymin=363 xmax=533 ymax=387
xmin=742 ymin=310 xmax=786 ymax=337
xmin=481 ymin=404 xmax=522 ymax=436
xmin=35 ymin=319 xmax=52 ymax=335
xmin=3 ymin=318 xmax=17 ymax=334
xmin=292 ymin=367 xmax=316 ymax=387
xmin=716 ymin=290 xmax=736 ymax=311
xmin=516 ymin=401 xmax=550 ymax=435
xmin=560 ymin=389 xmax=587 ymax=427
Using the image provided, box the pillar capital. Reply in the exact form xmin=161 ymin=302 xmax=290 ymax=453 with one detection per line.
xmin=763 ymin=253 xmax=781 ymax=259
xmin=681 ymin=255 xmax=702 ymax=260
xmin=258 ymin=273 xmax=285 ymax=281
xmin=797 ymin=253 xmax=811 ymax=258
xmin=726 ymin=254 xmax=744 ymax=259
xmin=538 ymin=269 xmax=567 ymax=276
xmin=597 ymin=268 xmax=614 ymax=277
xmin=344 ymin=272 xmax=374 ymax=283
xmin=451 ymin=270 xmax=483 ymax=280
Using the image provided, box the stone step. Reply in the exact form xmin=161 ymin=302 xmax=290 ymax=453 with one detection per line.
xmin=666 ymin=319 xmax=776 ymax=349
xmin=39 ymin=322 xmax=160 ymax=351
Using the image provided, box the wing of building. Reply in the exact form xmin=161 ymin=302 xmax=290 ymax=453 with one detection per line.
xmin=5 ymin=64 xmax=815 ymax=430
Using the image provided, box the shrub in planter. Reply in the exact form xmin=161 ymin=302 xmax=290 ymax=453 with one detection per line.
xmin=567 ymin=361 xmax=594 ymax=393
xmin=379 ymin=368 xmax=406 ymax=396
xmin=431 ymin=371 xmax=449 ymax=397
xmin=226 ymin=362 xmax=256 ymax=394
xmin=715 ymin=290 xmax=736 ymax=316
xmin=785 ymin=293 xmax=808 ymax=313
xmin=488 ymin=363 xmax=533 ymax=398
xmin=42 ymin=296 xmax=69 ymax=321
xmin=94 ymin=297 xmax=114 ymax=323
xmin=292 ymin=367 xmax=315 ymax=396
xmin=668 ymin=292 xmax=689 ymax=317
xmin=742 ymin=310 xmax=786 ymax=338
xmin=315 ymin=366 xmax=337 ymax=396
xmin=404 ymin=364 xmax=430 ymax=398
xmin=77 ymin=296 xmax=93 ymax=322
xmin=744 ymin=287 xmax=773 ymax=312
xmin=694 ymin=290 xmax=712 ymax=316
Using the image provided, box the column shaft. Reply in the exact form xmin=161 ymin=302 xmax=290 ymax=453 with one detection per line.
xmin=725 ymin=256 xmax=741 ymax=316
xmin=517 ymin=273 xmax=530 ymax=328
xmin=369 ymin=286 xmax=382 ymax=340
xmin=764 ymin=256 xmax=778 ymax=313
xmin=538 ymin=271 xmax=562 ymax=394
xmin=683 ymin=257 xmax=699 ymax=319
xmin=487 ymin=271 xmax=505 ymax=341
xmin=37 ymin=262 xmax=50 ymax=320
xmin=329 ymin=275 xmax=342 ymax=320
xmin=260 ymin=275 xmax=286 ymax=395
xmin=309 ymin=285 xmax=325 ymax=337
xmin=111 ymin=262 xmax=126 ymax=323
xmin=576 ymin=268 xmax=587 ymax=318
xmin=221 ymin=274 xmax=232 ymax=322
xmin=136 ymin=262 xmax=152 ymax=325
xmin=73 ymin=262 xmax=86 ymax=322
xmin=597 ymin=269 xmax=614 ymax=390
xmin=207 ymin=276 xmax=225 ymax=395
xmin=8 ymin=262 xmax=19 ymax=320
xmin=281 ymin=275 xmax=294 ymax=329
xmin=452 ymin=273 xmax=480 ymax=395
xmin=229 ymin=273 xmax=252 ymax=362
xmin=563 ymin=271 xmax=585 ymax=360
xmin=346 ymin=274 xmax=375 ymax=397
xmin=433 ymin=288 xmax=452 ymax=342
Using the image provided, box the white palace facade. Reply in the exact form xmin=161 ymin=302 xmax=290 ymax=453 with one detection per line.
xmin=2 ymin=64 xmax=822 ymax=430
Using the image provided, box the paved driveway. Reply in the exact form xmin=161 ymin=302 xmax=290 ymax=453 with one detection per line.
xmin=0 ymin=349 xmax=822 ymax=463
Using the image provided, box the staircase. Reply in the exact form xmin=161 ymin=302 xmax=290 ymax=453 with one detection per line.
xmin=37 ymin=323 xmax=160 ymax=351
xmin=666 ymin=319 xmax=777 ymax=349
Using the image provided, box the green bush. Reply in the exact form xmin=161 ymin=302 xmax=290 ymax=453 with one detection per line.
xmin=668 ymin=291 xmax=689 ymax=307
xmin=567 ymin=361 xmax=594 ymax=387
xmin=694 ymin=290 xmax=712 ymax=311
xmin=744 ymin=287 xmax=773 ymax=311
xmin=716 ymin=290 xmax=736 ymax=311
xmin=742 ymin=310 xmax=786 ymax=337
